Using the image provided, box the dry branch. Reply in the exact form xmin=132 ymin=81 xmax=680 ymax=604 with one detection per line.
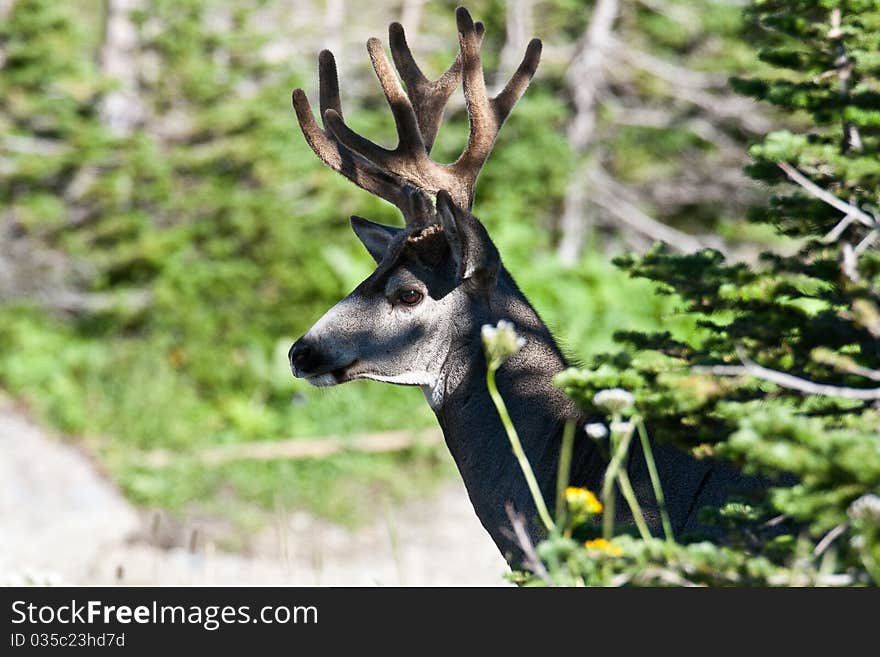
xmin=503 ymin=502 xmax=550 ymax=582
xmin=695 ymin=347 xmax=880 ymax=401
xmin=777 ymin=161 xmax=877 ymax=281
xmin=566 ymin=0 xmax=619 ymax=148
xmin=143 ymin=428 xmax=444 ymax=468
xmin=814 ymin=523 xmax=848 ymax=557
xmin=614 ymin=40 xmax=728 ymax=90
xmin=609 ymin=105 xmax=742 ymax=156
xmin=778 ymin=161 xmax=875 ymax=230
xmin=589 ymin=169 xmax=706 ymax=253
xmin=609 ymin=41 xmax=771 ymax=134
xmin=813 ymin=352 xmax=880 ymax=382
xmin=557 ymin=0 xmax=619 ymax=264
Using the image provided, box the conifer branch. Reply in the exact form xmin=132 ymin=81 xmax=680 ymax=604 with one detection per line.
xmin=695 ymin=347 xmax=880 ymax=401
xmin=778 ymin=161 xmax=876 ymax=231
xmin=588 ymin=168 xmax=707 ymax=254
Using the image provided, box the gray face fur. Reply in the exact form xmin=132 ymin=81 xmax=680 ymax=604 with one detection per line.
xmin=289 ymin=193 xmax=499 ymax=408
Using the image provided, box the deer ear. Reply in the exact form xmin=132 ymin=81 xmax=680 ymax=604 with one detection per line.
xmin=436 ymin=190 xmax=499 ymax=289
xmin=350 ymin=216 xmax=402 ymax=263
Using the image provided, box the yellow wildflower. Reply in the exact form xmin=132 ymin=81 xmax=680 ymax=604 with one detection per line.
xmin=565 ymin=487 xmax=603 ymax=515
xmin=584 ymin=538 xmax=624 ymax=557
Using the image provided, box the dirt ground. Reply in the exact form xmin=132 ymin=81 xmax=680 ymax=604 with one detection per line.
xmin=0 ymin=399 xmax=509 ymax=586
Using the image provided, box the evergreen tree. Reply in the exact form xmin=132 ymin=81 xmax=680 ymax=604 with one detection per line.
xmin=537 ymin=0 xmax=880 ymax=585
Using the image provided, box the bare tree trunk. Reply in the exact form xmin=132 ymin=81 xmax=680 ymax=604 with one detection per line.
xmin=100 ymin=0 xmax=144 ymax=137
xmin=400 ymin=0 xmax=425 ymax=34
xmin=498 ymin=0 xmax=534 ymax=87
xmin=323 ymin=0 xmax=345 ymax=54
xmin=558 ymin=160 xmax=602 ymax=262
xmin=557 ymin=0 xmax=619 ymax=265
xmin=829 ymin=8 xmax=862 ymax=153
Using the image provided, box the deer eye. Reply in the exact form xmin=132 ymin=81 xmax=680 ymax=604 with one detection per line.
xmin=397 ymin=289 xmax=424 ymax=306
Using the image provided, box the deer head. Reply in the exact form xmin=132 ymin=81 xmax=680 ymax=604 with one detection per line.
xmin=288 ymin=6 xmax=541 ymax=406
xmin=286 ymin=7 xmax=747 ymax=564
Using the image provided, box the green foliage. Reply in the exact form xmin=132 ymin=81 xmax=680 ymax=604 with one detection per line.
xmin=527 ymin=535 xmax=794 ymax=586
xmin=523 ymin=0 xmax=880 ymax=586
xmin=0 ymin=0 xmax=109 ymax=234
xmin=0 ymin=0 xmax=686 ymax=527
xmin=6 ymin=0 xmax=875 ymax=583
xmin=734 ymin=1 xmax=880 ymax=239
xmin=721 ymin=404 xmax=880 ymax=533
xmin=514 ymin=390 xmax=877 ymax=586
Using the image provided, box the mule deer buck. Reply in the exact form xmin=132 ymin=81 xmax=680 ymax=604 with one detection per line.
xmin=288 ymin=6 xmax=745 ymax=566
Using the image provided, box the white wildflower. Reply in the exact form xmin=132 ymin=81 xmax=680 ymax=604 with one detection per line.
xmin=584 ymin=423 xmax=608 ymax=440
xmin=593 ymin=388 xmax=635 ymax=414
xmin=482 ymin=320 xmax=526 ymax=367
xmin=848 ymin=494 xmax=880 ymax=523
xmin=609 ymin=420 xmax=635 ymax=437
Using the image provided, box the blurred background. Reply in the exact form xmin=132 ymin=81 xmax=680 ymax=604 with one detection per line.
xmin=0 ymin=0 xmax=778 ymax=584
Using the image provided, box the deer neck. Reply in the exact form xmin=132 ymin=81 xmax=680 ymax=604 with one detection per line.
xmin=429 ymin=268 xmax=597 ymax=562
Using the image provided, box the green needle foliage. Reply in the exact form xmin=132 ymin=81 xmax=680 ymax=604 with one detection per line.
xmin=524 ymin=0 xmax=880 ymax=586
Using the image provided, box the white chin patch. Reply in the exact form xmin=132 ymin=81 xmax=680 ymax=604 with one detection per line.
xmin=358 ymin=371 xmax=436 ymax=387
xmin=306 ymin=373 xmax=338 ymax=387
xmin=358 ymin=372 xmax=443 ymax=409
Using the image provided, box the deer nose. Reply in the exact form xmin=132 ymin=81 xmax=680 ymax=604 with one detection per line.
xmin=289 ymin=339 xmax=322 ymax=377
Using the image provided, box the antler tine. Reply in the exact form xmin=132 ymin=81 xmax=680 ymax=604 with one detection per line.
xmin=292 ymin=59 xmax=426 ymax=221
xmin=318 ymin=50 xmax=343 ymax=122
xmin=495 ymin=38 xmax=543 ymax=124
xmin=320 ymin=40 xmax=436 ymax=199
xmin=388 ymin=20 xmax=485 ymax=153
xmin=291 ymin=7 xmax=540 ymax=224
xmin=366 ymin=37 xmax=428 ymax=157
xmin=451 ymin=6 xmax=542 ymax=207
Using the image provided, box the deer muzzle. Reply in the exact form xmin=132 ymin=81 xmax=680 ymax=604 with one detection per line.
xmin=288 ymin=336 xmax=356 ymax=386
